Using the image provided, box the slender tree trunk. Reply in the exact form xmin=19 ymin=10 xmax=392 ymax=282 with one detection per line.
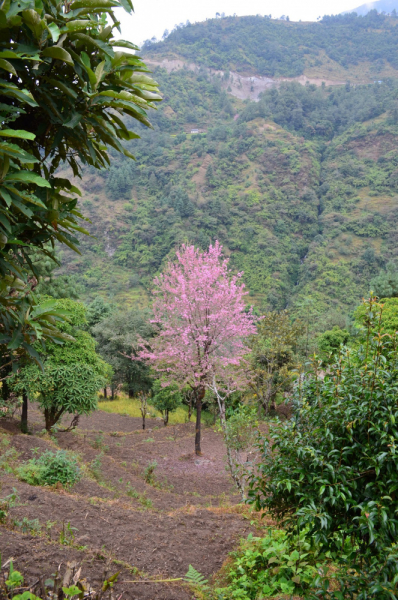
xmin=195 ymin=387 xmax=205 ymax=456
xmin=164 ymin=409 xmax=169 ymax=426
xmin=21 ymin=393 xmax=28 ymax=434
xmin=188 ymin=392 xmax=193 ymax=421
xmin=216 ymin=394 xmax=246 ymax=501
xmin=103 ymin=387 xmax=107 ymax=399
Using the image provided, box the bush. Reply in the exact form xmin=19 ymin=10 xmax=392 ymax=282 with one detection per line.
xmin=248 ymin=297 xmax=398 ymax=594
xmin=17 ymin=450 xmax=81 ymax=488
xmin=215 ymin=529 xmax=320 ymax=599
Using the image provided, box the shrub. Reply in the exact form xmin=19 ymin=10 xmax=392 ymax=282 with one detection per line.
xmin=215 ymin=529 xmax=320 ymax=599
xmin=149 ymin=380 xmax=182 ymax=425
xmin=249 ymin=296 xmax=398 ymax=593
xmin=17 ymin=450 xmax=81 ymax=488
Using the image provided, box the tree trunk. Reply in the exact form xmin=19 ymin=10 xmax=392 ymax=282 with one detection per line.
xmin=128 ymin=389 xmax=134 ymax=398
xmin=164 ymin=410 xmax=169 ymax=426
xmin=44 ymin=408 xmax=56 ymax=431
xmin=188 ymin=392 xmax=193 ymax=421
xmin=195 ymin=387 xmax=205 ymax=456
xmin=103 ymin=387 xmax=107 ymax=399
xmin=21 ymin=393 xmax=28 ymax=434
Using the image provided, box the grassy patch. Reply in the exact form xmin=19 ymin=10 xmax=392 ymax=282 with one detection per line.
xmin=98 ymin=395 xmax=191 ymax=425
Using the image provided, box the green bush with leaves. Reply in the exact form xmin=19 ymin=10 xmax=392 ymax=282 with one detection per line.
xmin=215 ymin=529 xmax=319 ymax=599
xmin=149 ymin=380 xmax=182 ymax=425
xmin=248 ymin=296 xmax=398 ymax=594
xmin=317 ymin=325 xmax=350 ymax=359
xmin=11 ymin=298 xmax=110 ymax=429
xmin=17 ymin=450 xmax=81 ymax=488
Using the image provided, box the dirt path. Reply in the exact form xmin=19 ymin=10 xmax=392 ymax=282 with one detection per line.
xmin=0 ymin=405 xmax=255 ymax=599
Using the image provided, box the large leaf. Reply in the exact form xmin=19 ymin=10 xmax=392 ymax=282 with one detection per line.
xmin=47 ymin=22 xmax=60 ymax=42
xmin=42 ymin=46 xmax=74 ymax=66
xmin=5 ymin=171 xmax=51 ymax=187
xmin=0 ymin=141 xmax=39 ymax=162
xmin=0 ymin=129 xmax=35 ymax=140
xmin=69 ymin=0 xmax=119 ymax=9
xmin=71 ymin=33 xmax=114 ymax=58
xmin=0 ymin=58 xmax=16 ymax=75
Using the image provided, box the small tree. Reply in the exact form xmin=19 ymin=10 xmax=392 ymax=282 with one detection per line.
xmin=317 ymin=325 xmax=350 ymax=361
xmin=208 ymin=373 xmax=257 ymax=499
xmin=93 ymin=309 xmax=154 ymax=398
xmin=11 ymin=298 xmax=110 ymax=430
xmin=150 ymin=380 xmax=182 ymax=425
xmin=136 ymin=242 xmax=256 ymax=455
xmin=138 ymin=391 xmax=149 ymax=430
xmin=247 ymin=311 xmax=303 ymax=415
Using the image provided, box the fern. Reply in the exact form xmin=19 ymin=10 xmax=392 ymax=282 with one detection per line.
xmin=185 ymin=565 xmax=208 ymax=587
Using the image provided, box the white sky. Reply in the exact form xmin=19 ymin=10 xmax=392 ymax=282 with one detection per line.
xmin=116 ymin=0 xmax=368 ymax=47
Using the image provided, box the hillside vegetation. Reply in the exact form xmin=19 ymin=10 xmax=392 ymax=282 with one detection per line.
xmin=59 ymin=15 xmax=398 ymax=332
xmin=143 ymin=12 xmax=398 ymax=82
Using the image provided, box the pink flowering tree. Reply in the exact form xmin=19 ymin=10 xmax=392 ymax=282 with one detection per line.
xmin=136 ymin=242 xmax=256 ymax=455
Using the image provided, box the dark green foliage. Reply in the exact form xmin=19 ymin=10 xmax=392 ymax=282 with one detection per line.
xmin=371 ymin=262 xmax=398 ymax=298
xmin=247 ymin=80 xmax=398 ymax=139
xmin=249 ymin=297 xmax=398 ymax=591
xmin=92 ymin=309 xmax=154 ymax=396
xmin=0 ymin=0 xmax=159 ymax=364
xmin=86 ymin=296 xmax=114 ymax=329
xmin=248 ymin=311 xmax=304 ymax=414
xmin=354 ymin=296 xmax=398 ymax=334
xmin=317 ymin=326 xmax=350 ymax=358
xmin=11 ymin=298 xmax=109 ymax=429
xmin=149 ymin=380 xmax=182 ymax=425
xmin=63 ymin=23 xmax=398 ymax=329
xmin=215 ymin=530 xmax=319 ymax=599
xmin=17 ymin=450 xmax=81 ymax=488
xmin=309 ymin=546 xmax=398 ymax=599
xmin=144 ymin=12 xmax=398 ymax=77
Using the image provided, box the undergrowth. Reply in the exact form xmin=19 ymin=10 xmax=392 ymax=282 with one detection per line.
xmin=212 ymin=529 xmax=324 ymax=599
xmin=17 ymin=450 xmax=82 ymax=488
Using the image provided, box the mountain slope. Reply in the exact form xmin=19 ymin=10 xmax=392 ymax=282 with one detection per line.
xmin=143 ymin=13 xmax=398 ymax=84
xmin=59 ymin=17 xmax=398 ymax=332
xmin=343 ymin=1 xmax=398 ymax=16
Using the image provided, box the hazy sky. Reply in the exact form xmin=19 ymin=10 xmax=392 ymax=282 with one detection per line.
xmin=116 ymin=0 xmax=367 ymax=46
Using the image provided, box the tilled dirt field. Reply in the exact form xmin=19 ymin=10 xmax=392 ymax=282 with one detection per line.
xmin=0 ymin=404 xmax=259 ymax=599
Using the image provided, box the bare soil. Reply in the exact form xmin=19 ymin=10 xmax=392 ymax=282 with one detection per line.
xmin=0 ymin=403 xmax=262 ymax=599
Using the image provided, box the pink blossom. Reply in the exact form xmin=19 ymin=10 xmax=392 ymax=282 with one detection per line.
xmin=136 ymin=241 xmax=256 ymax=389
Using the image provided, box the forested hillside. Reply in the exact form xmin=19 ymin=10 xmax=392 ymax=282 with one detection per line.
xmin=59 ymin=14 xmax=398 ymax=332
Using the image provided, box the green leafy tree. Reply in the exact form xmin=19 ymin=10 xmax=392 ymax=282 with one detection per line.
xmin=149 ymin=380 xmax=182 ymax=425
xmin=247 ymin=311 xmax=303 ymax=414
xmin=86 ymin=296 xmax=114 ymax=329
xmin=354 ymin=297 xmax=398 ymax=335
xmin=317 ymin=325 xmax=350 ymax=360
xmin=0 ymin=0 xmax=160 ymax=364
xmin=92 ymin=308 xmax=154 ymax=397
xmin=11 ymin=298 xmax=110 ymax=430
xmin=370 ymin=262 xmax=398 ymax=298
